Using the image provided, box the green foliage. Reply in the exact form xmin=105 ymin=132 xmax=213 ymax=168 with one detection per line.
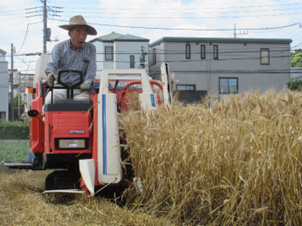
xmin=0 ymin=121 xmax=29 ymax=139
xmin=291 ymin=49 xmax=302 ymax=67
xmin=0 ymin=141 xmax=29 ymax=172
xmin=0 ymin=141 xmax=29 ymax=162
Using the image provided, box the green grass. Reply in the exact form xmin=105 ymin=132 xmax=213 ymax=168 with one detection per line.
xmin=0 ymin=141 xmax=29 ymax=172
xmin=0 ymin=141 xmax=29 ymax=162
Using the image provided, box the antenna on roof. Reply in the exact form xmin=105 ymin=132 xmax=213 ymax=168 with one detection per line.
xmin=234 ymin=24 xmax=248 ymax=38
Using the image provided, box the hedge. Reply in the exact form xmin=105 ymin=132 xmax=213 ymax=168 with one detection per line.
xmin=0 ymin=122 xmax=29 ymax=139
xmin=286 ymin=80 xmax=302 ymax=91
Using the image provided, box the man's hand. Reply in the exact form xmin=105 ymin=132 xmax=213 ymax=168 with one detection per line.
xmin=47 ymin=73 xmax=56 ymax=87
xmin=80 ymin=82 xmax=92 ymax=91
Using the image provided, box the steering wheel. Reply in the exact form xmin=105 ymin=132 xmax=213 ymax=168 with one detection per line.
xmin=50 ymin=70 xmax=84 ymax=103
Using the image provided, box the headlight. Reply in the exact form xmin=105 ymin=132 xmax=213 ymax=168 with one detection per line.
xmin=55 ymin=138 xmax=89 ymax=150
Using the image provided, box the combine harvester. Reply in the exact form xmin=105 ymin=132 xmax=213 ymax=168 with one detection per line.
xmin=3 ymin=54 xmax=174 ymax=196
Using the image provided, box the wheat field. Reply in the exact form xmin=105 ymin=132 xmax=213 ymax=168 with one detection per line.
xmin=1 ymin=89 xmax=302 ymax=225
xmin=121 ymin=89 xmax=302 ymax=225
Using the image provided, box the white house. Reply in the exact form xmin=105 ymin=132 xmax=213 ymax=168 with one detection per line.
xmin=0 ymin=49 xmax=9 ymax=121
xmin=89 ymin=32 xmax=149 ymax=76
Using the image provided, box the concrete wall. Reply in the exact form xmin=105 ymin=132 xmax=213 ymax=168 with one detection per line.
xmin=291 ymin=67 xmax=302 ymax=80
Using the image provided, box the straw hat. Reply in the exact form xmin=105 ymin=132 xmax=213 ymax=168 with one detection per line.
xmin=59 ymin=15 xmax=97 ymax=35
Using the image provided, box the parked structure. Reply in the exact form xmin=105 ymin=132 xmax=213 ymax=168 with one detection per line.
xmin=89 ymin=32 xmax=149 ymax=75
xmin=0 ymin=49 xmax=9 ymax=121
xmin=150 ymin=37 xmax=292 ymax=103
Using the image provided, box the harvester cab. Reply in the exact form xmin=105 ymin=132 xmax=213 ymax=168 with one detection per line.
xmin=3 ymin=54 xmax=174 ymax=196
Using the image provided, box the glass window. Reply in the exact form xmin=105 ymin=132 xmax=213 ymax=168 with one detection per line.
xmin=219 ymin=78 xmax=238 ymax=94
xmin=201 ymin=45 xmax=206 ymax=59
xmin=105 ymin=46 xmax=113 ymax=61
xmin=213 ymin=45 xmax=218 ymax=60
xmin=260 ymin=48 xmax=270 ymax=65
xmin=176 ymin=84 xmax=196 ymax=91
xmin=130 ymin=55 xmax=135 ymax=68
xmin=186 ymin=43 xmax=191 ymax=59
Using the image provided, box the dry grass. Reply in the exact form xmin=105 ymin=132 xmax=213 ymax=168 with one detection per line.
xmin=121 ymin=89 xmax=302 ymax=226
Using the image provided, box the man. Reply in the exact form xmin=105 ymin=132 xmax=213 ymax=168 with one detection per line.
xmin=45 ymin=15 xmax=97 ymax=104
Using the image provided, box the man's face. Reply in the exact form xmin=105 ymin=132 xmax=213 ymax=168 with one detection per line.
xmin=69 ymin=26 xmax=88 ymax=50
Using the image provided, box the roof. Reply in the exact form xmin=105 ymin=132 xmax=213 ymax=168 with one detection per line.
xmin=0 ymin=49 xmax=7 ymax=55
xmin=150 ymin=37 xmax=292 ymax=47
xmin=90 ymin=32 xmax=149 ymax=43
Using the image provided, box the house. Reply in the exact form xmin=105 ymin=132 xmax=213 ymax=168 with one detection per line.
xmin=89 ymin=32 xmax=149 ymax=76
xmin=150 ymin=37 xmax=292 ymax=103
xmin=0 ymin=49 xmax=9 ymax=121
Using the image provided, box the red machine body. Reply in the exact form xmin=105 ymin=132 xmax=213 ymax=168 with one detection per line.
xmin=4 ymin=62 xmax=174 ymax=196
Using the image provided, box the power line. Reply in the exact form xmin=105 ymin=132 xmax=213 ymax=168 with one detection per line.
xmin=59 ymin=4 xmax=302 ymax=14
xmin=16 ymin=22 xmax=43 ymax=54
xmin=53 ymin=18 xmax=301 ymax=32
xmin=25 ymin=0 xmax=62 ymax=53
xmin=52 ymin=1 xmax=302 ymax=18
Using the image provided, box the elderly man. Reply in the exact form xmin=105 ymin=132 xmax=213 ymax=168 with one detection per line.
xmin=45 ymin=15 xmax=97 ymax=104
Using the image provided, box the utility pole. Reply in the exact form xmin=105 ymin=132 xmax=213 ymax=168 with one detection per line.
xmin=26 ymin=1 xmax=62 ymax=53
xmin=43 ymin=0 xmax=47 ymax=54
xmin=18 ymin=72 xmax=21 ymax=121
xmin=10 ymin=43 xmax=14 ymax=121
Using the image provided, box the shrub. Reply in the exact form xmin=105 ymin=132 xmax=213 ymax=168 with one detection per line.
xmin=0 ymin=121 xmax=29 ymax=139
xmin=286 ymin=79 xmax=302 ymax=91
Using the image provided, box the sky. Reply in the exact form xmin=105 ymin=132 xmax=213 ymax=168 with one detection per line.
xmin=0 ymin=0 xmax=302 ymax=73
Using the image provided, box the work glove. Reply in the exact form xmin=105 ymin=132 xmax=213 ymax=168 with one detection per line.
xmin=47 ymin=73 xmax=56 ymax=87
xmin=80 ymin=82 xmax=92 ymax=91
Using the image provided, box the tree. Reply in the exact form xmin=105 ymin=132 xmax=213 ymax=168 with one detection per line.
xmin=291 ymin=49 xmax=302 ymax=67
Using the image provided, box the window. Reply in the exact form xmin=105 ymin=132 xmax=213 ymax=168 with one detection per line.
xmin=219 ymin=78 xmax=238 ymax=94
xmin=105 ymin=46 xmax=113 ymax=61
xmin=152 ymin=48 xmax=156 ymax=65
xmin=213 ymin=45 xmax=219 ymax=60
xmin=176 ymin=84 xmax=196 ymax=91
xmin=186 ymin=43 xmax=191 ymax=59
xmin=130 ymin=55 xmax=135 ymax=68
xmin=201 ymin=45 xmax=206 ymax=59
xmin=260 ymin=48 xmax=270 ymax=65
